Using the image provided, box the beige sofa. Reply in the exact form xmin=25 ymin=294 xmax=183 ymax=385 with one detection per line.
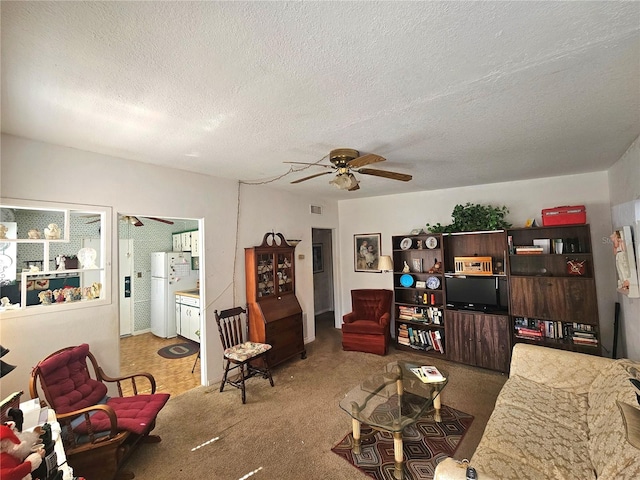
xmin=434 ymin=343 xmax=640 ymax=480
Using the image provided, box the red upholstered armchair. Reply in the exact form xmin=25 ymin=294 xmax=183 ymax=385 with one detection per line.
xmin=29 ymin=343 xmax=170 ymax=480
xmin=342 ymin=289 xmax=393 ymax=355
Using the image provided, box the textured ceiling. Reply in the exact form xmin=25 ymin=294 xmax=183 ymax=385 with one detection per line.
xmin=2 ymin=1 xmax=639 ymax=199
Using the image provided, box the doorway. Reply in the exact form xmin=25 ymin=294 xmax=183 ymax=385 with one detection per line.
xmin=117 ymin=214 xmax=203 ymax=396
xmin=312 ymin=228 xmax=335 ymax=334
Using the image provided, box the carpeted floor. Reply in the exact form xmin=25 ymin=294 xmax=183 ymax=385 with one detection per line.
xmin=124 ymin=313 xmax=507 ymax=479
xmin=332 ymin=405 xmax=474 ymax=480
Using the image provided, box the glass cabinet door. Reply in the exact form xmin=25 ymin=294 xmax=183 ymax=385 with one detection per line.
xmin=277 ymin=252 xmax=294 ymax=294
xmin=257 ymin=252 xmax=275 ymax=298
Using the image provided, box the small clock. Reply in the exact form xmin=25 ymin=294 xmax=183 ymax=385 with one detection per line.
xmin=400 ymin=274 xmax=414 ymax=288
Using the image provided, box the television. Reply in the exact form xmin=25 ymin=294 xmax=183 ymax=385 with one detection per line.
xmin=445 ymin=275 xmax=508 ymax=313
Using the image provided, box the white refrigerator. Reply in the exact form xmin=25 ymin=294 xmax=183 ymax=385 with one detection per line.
xmin=150 ymin=252 xmax=198 ymax=338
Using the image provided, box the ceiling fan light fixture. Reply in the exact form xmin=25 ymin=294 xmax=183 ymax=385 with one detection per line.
xmin=330 ymin=173 xmax=359 ymax=190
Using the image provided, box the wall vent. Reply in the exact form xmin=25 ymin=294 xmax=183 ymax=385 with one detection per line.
xmin=310 ymin=205 xmax=322 ymax=215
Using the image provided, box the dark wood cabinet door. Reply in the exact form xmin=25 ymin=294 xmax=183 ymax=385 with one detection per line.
xmin=446 ymin=310 xmax=475 ymax=365
xmin=509 ymin=276 xmax=564 ymax=319
xmin=510 ymin=277 xmax=597 ymax=325
xmin=563 ymin=278 xmax=598 ymax=325
xmin=474 ymin=314 xmax=510 ymax=373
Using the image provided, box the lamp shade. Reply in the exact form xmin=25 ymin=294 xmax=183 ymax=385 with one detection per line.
xmin=378 ymin=255 xmax=394 ymax=272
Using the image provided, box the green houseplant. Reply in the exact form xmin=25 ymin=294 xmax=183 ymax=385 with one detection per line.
xmin=426 ymin=203 xmax=511 ymax=233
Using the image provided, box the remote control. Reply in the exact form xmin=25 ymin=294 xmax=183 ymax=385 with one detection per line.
xmin=466 ymin=466 xmax=478 ymax=480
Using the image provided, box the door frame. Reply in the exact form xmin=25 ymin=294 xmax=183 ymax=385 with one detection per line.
xmin=119 ymin=238 xmax=134 ymax=336
xmin=117 ymin=215 xmax=206 ymax=387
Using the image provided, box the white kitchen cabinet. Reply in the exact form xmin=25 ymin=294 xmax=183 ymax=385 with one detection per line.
xmin=175 ymin=294 xmax=200 ymax=343
xmin=173 ymin=230 xmax=198 ymax=254
xmin=172 ymin=233 xmax=182 ymax=252
xmin=191 ymin=232 xmax=199 ymax=257
xmin=180 ymin=231 xmax=192 ymax=251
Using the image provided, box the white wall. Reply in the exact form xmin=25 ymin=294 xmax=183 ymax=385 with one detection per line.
xmin=337 ymin=172 xmax=619 ymax=356
xmin=608 ymin=134 xmax=640 ymax=360
xmin=0 ymin=134 xmax=339 ymax=398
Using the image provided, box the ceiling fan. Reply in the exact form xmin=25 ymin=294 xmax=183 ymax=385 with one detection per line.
xmin=286 ymin=148 xmax=412 ymax=191
xmin=84 ymin=215 xmax=174 ymax=227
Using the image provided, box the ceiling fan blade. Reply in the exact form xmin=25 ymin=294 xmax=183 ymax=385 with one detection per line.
xmin=283 ymin=162 xmax=334 ymax=169
xmin=357 ymin=168 xmax=412 ymax=182
xmin=85 ymin=218 xmax=101 ymax=224
xmin=143 ymin=217 xmax=175 ymax=225
xmin=347 ymin=153 xmax=386 ymax=168
xmin=291 ymin=171 xmax=333 ymax=184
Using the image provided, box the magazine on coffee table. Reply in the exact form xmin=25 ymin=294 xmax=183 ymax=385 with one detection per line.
xmin=410 ymin=365 xmax=445 ymax=383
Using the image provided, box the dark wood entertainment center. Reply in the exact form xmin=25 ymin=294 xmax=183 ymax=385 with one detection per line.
xmin=392 ymin=224 xmax=600 ymax=373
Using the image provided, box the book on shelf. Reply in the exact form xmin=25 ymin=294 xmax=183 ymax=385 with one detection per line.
xmin=572 ymin=336 xmax=598 ymax=344
xmin=515 ymin=246 xmax=544 ymax=254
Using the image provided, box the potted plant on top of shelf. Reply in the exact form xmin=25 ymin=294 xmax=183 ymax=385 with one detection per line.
xmin=426 ymin=203 xmax=511 ymax=233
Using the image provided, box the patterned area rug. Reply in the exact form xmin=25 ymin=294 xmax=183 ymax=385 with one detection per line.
xmin=331 ymin=405 xmax=473 ymax=480
xmin=157 ymin=342 xmax=199 ymax=359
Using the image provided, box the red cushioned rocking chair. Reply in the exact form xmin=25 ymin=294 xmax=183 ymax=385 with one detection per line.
xmin=29 ymin=343 xmax=170 ymax=480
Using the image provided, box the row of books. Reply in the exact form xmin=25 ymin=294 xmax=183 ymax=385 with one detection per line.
xmin=398 ymin=306 xmax=443 ymax=324
xmin=398 ymin=324 xmax=445 ymax=353
xmin=513 ymin=317 xmax=598 ymax=346
xmin=571 ymin=329 xmax=598 ymax=346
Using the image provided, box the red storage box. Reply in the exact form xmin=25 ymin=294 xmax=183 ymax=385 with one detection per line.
xmin=542 ymin=205 xmax=586 ymax=226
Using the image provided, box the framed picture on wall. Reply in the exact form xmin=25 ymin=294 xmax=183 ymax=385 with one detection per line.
xmin=354 ymin=233 xmax=381 ymax=272
xmin=312 ymin=243 xmax=323 ymax=273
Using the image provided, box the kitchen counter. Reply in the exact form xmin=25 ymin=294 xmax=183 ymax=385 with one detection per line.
xmin=175 ymin=289 xmax=199 ymax=299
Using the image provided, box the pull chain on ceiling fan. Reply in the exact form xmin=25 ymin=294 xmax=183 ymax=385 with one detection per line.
xmin=286 ymin=148 xmax=412 ymax=191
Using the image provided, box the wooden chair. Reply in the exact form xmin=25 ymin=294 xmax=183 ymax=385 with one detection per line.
xmin=29 ymin=343 xmax=170 ymax=480
xmin=342 ymin=289 xmax=393 ymax=355
xmin=215 ymin=307 xmax=274 ymax=404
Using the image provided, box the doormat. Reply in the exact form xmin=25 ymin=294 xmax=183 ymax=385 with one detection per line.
xmin=157 ymin=342 xmax=199 ymax=359
xmin=331 ymin=405 xmax=473 ymax=480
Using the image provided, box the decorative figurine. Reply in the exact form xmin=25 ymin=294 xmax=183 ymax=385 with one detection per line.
xmin=0 ymin=225 xmax=7 ymax=240
xmin=55 ymin=255 xmax=66 ymax=271
xmin=27 ymin=229 xmax=41 ymax=239
xmin=428 ymin=259 xmax=442 ymax=274
xmin=402 ymin=261 xmax=411 ymax=273
xmin=44 ymin=223 xmax=61 ymax=240
xmin=38 ymin=290 xmax=52 ymax=305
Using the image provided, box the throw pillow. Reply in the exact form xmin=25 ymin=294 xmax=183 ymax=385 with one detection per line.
xmin=617 ymin=400 xmax=640 ymax=450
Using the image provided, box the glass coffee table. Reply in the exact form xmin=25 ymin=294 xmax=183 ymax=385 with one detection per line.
xmin=339 ymin=361 xmax=448 ymax=480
